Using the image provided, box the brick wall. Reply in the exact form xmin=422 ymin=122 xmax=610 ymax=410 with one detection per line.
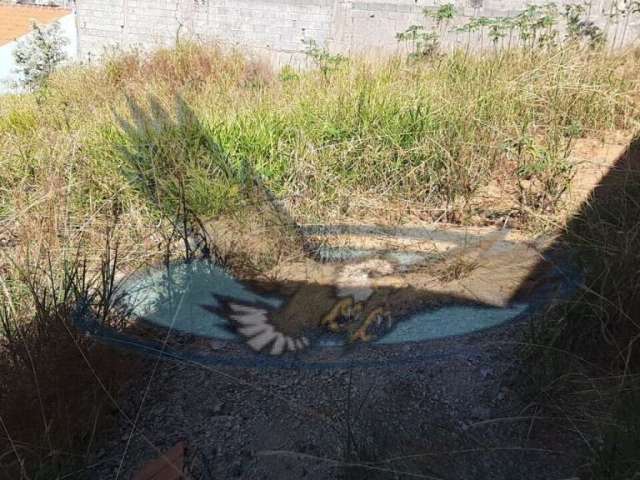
xmin=75 ymin=0 xmax=640 ymax=66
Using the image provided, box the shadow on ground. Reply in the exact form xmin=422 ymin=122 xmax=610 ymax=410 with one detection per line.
xmin=82 ymin=97 xmax=639 ymax=479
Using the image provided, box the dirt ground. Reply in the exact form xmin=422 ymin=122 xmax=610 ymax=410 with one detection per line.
xmin=81 ymin=134 xmax=636 ymax=480
xmin=84 ymin=222 xmax=584 ymax=479
xmin=87 ymin=316 xmax=587 ymax=480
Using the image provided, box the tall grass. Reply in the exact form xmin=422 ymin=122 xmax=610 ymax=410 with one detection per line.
xmin=2 ymin=43 xmax=638 ymax=229
xmin=0 ymin=229 xmax=135 ymax=479
xmin=522 ymin=137 xmax=640 ymax=478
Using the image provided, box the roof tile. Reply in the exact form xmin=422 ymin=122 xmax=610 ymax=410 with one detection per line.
xmin=0 ymin=5 xmax=71 ymax=47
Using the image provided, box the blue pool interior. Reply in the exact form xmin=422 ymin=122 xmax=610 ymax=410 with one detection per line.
xmin=121 ymin=260 xmax=531 ymax=346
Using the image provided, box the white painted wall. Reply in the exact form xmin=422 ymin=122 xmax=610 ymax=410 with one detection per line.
xmin=0 ymin=12 xmax=78 ymax=94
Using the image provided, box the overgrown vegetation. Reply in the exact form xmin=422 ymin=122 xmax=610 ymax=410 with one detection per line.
xmin=397 ymin=0 xmax=622 ymax=56
xmin=522 ymin=137 xmax=640 ymax=479
xmin=396 ymin=3 xmax=457 ymax=58
xmin=0 ymin=225 xmax=135 ymax=479
xmin=4 ymin=41 xmax=637 ymax=228
xmin=1 ymin=11 xmax=640 ymax=476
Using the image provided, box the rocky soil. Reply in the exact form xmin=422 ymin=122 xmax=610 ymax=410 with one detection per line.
xmin=88 ymin=317 xmax=586 ymax=480
xmin=82 ymin=134 xmax=634 ymax=479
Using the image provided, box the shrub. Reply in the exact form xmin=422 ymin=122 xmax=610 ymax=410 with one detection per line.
xmin=13 ymin=21 xmax=69 ymax=91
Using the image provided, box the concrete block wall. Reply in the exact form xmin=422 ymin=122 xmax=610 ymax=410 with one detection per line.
xmin=75 ymin=0 xmax=640 ymax=66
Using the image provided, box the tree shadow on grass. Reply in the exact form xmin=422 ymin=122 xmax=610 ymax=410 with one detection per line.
xmin=100 ymin=94 xmax=580 ymax=362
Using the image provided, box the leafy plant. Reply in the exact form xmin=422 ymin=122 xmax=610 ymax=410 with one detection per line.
xmin=13 ymin=21 xmax=69 ymax=91
xmin=563 ymin=4 xmax=606 ymax=48
xmin=486 ymin=17 xmax=510 ymax=46
xmin=279 ymin=65 xmax=300 ymax=82
xmin=396 ymin=25 xmax=440 ymax=58
xmin=2 ymin=33 xmax=640 ymax=480
xmin=302 ymin=38 xmax=347 ymax=79
xmin=455 ymin=3 xmax=561 ymax=53
xmin=504 ymin=131 xmax=575 ymax=216
xmin=397 ymin=4 xmax=456 ymax=59
xmin=512 ymin=3 xmax=559 ymax=49
xmin=429 ymin=3 xmax=457 ymax=24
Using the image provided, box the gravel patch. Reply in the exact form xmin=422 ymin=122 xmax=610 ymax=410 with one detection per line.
xmin=88 ymin=319 xmax=585 ymax=480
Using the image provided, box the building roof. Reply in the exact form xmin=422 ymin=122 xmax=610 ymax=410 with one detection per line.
xmin=0 ymin=5 xmax=71 ymax=47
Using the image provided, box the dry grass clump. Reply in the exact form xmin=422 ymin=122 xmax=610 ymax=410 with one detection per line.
xmin=522 ymin=137 xmax=640 ymax=479
xmin=0 ymin=233 xmax=138 ymax=479
xmin=102 ymin=41 xmax=273 ymax=92
xmin=529 ymin=137 xmax=640 ymax=371
xmin=0 ymin=305 xmax=133 ymax=479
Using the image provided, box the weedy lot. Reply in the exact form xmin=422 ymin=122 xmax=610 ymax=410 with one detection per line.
xmin=0 ymin=41 xmax=639 ymax=478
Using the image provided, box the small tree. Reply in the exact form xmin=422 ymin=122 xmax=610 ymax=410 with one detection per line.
xmin=397 ymin=4 xmax=457 ymax=59
xmin=562 ymin=4 xmax=606 ymax=49
xmin=13 ymin=21 xmax=69 ymax=90
xmin=302 ymin=39 xmax=347 ymax=79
